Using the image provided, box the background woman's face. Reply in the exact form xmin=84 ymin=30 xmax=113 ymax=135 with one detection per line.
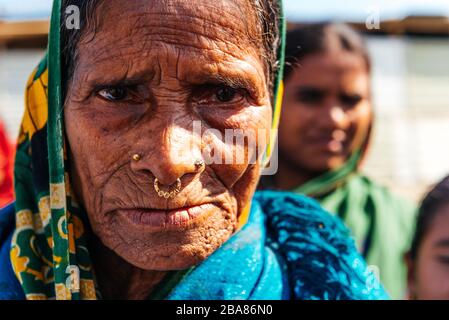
xmin=278 ymin=51 xmax=371 ymax=174
xmin=64 ymin=0 xmax=272 ymax=270
xmin=409 ymin=205 xmax=449 ymax=299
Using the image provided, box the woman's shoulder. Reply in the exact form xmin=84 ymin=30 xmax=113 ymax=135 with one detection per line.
xmin=0 ymin=203 xmax=26 ymax=300
xmin=351 ymin=174 xmax=417 ymax=226
xmin=254 ymin=190 xmax=389 ymax=300
xmin=350 ymin=174 xmax=415 ymax=207
xmin=0 ymin=203 xmax=15 ymax=246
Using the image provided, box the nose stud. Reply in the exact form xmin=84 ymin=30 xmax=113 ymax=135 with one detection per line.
xmin=132 ymin=154 xmax=141 ymax=162
xmin=194 ymin=159 xmax=205 ymax=172
xmin=154 ymin=178 xmax=182 ymax=199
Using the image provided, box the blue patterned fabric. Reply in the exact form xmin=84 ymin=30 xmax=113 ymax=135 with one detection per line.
xmin=256 ymin=191 xmax=388 ymax=299
xmin=165 ymin=191 xmax=388 ymax=300
xmin=0 ymin=192 xmax=388 ymax=300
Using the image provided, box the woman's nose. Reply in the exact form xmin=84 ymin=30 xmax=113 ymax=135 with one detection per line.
xmin=320 ymin=103 xmax=350 ymax=130
xmin=132 ymin=125 xmax=203 ymax=186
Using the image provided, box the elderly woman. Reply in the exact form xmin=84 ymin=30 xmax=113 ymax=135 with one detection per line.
xmin=0 ymin=1 xmax=387 ymax=300
xmin=261 ymin=24 xmax=416 ymax=299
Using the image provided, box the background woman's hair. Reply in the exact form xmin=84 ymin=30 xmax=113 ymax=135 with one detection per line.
xmin=60 ymin=0 xmax=282 ymax=100
xmin=409 ymin=175 xmax=449 ymax=260
xmin=284 ymin=22 xmax=371 ymax=80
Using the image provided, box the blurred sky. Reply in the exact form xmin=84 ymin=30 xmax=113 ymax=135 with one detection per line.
xmin=1 ymin=0 xmax=449 ymax=21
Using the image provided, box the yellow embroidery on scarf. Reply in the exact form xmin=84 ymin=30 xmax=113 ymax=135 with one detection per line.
xmin=263 ymin=80 xmax=284 ymax=167
xmin=55 ymin=283 xmax=72 ymax=300
xmin=238 ymin=201 xmax=251 ymax=229
xmin=15 ymin=210 xmax=33 ymax=229
xmin=10 ymin=246 xmax=44 ymax=283
xmin=80 ymin=279 xmax=96 ymax=300
xmin=26 ymin=294 xmax=47 ymax=300
xmin=19 ymin=68 xmax=49 ymax=144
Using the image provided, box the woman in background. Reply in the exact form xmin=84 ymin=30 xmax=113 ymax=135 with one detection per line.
xmin=0 ymin=120 xmax=13 ymax=208
xmin=262 ymin=23 xmax=416 ymax=299
xmin=406 ymin=176 xmax=449 ymax=300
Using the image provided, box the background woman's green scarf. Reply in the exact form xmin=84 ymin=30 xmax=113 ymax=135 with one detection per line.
xmin=10 ymin=0 xmax=287 ymax=300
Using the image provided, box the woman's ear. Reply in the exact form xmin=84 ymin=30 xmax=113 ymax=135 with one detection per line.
xmin=404 ymin=251 xmax=417 ymax=300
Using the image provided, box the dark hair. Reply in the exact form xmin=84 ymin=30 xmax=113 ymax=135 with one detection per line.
xmin=60 ymin=0 xmax=282 ymax=100
xmin=284 ymin=23 xmax=371 ymax=80
xmin=409 ymin=176 xmax=449 ymax=260
xmin=60 ymin=0 xmax=101 ymax=98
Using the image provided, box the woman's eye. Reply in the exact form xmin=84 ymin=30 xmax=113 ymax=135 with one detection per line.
xmin=297 ymin=89 xmax=325 ymax=105
xmin=215 ymin=86 xmax=238 ymax=103
xmin=194 ymin=85 xmax=246 ymax=106
xmin=340 ymin=94 xmax=363 ymax=107
xmin=97 ymin=87 xmax=129 ymax=101
xmin=437 ymin=255 xmax=449 ymax=265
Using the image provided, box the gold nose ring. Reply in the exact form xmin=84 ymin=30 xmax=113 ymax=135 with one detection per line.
xmin=154 ymin=178 xmax=182 ymax=199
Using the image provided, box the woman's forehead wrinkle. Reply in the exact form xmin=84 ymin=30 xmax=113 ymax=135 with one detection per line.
xmin=84 ymin=0 xmax=258 ymax=58
xmin=76 ymin=0 xmax=266 ymax=94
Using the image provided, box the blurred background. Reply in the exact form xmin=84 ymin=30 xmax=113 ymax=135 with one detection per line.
xmin=1 ymin=0 xmax=449 ymax=202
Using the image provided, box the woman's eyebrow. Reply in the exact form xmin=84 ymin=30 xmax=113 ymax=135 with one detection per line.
xmin=80 ymin=63 xmax=157 ymax=87
xmin=92 ymin=76 xmax=146 ymax=87
xmin=434 ymin=238 xmax=449 ymax=248
xmin=296 ymin=87 xmax=327 ymax=96
xmin=208 ymin=73 xmax=256 ymax=90
xmin=187 ymin=66 xmax=265 ymax=96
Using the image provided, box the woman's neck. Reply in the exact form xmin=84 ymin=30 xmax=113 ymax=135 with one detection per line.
xmin=89 ymin=235 xmax=167 ymax=300
xmin=274 ymin=160 xmax=320 ymax=191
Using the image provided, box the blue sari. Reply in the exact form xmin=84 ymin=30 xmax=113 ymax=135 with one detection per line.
xmin=0 ymin=192 xmax=388 ymax=300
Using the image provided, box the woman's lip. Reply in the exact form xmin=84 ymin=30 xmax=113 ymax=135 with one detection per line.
xmin=117 ymin=203 xmax=216 ymax=228
xmin=305 ymin=130 xmax=348 ymax=152
xmin=306 ymin=138 xmax=344 ymax=153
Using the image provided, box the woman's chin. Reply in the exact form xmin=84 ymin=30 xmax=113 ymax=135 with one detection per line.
xmin=123 ymin=248 xmax=217 ymax=271
xmin=116 ymin=232 xmax=234 ymax=271
xmin=326 ymin=155 xmax=348 ymax=171
xmin=303 ymin=153 xmax=349 ymax=173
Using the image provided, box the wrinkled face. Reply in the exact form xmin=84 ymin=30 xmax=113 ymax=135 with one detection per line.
xmin=278 ymin=52 xmax=371 ymax=174
xmin=64 ymin=0 xmax=272 ymax=270
xmin=408 ymin=206 xmax=449 ymax=300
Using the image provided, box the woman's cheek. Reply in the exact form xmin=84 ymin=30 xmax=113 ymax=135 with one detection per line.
xmin=200 ymin=115 xmax=269 ymax=189
xmin=199 ymin=101 xmax=270 ymax=126
xmin=349 ymin=101 xmax=372 ymax=149
xmin=353 ymin=100 xmax=372 ymax=123
xmin=200 ymin=131 xmax=246 ymax=186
